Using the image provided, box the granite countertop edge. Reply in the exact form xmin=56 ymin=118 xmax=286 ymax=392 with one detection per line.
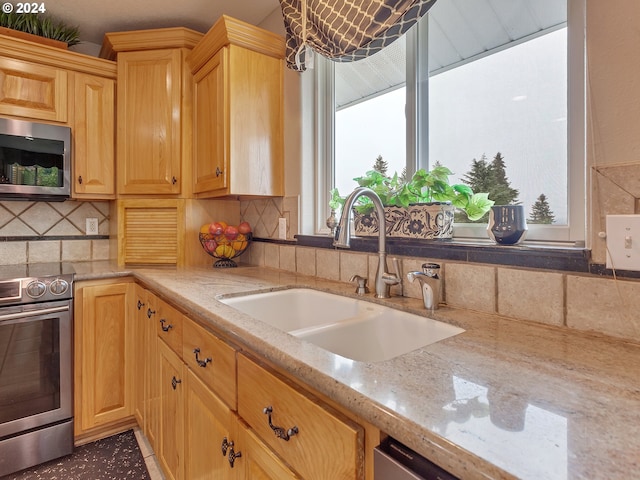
xmin=71 ymin=261 xmax=640 ymax=480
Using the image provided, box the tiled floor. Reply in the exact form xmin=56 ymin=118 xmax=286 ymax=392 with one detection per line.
xmin=133 ymin=428 xmax=165 ymax=480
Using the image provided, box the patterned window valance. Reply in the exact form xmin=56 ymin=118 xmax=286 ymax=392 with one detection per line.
xmin=279 ymin=0 xmax=437 ymax=71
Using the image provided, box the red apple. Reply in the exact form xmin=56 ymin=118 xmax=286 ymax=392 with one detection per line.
xmin=224 ymin=225 xmax=239 ymax=240
xmin=208 ymin=222 xmax=224 ymax=235
xmin=204 ymin=239 xmax=217 ymax=253
xmin=238 ymin=221 xmax=252 ymax=235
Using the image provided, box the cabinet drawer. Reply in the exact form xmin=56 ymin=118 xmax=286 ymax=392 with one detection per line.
xmin=183 ymin=318 xmax=237 ymax=410
xmin=156 ymin=299 xmax=183 ymax=356
xmin=0 ymin=57 xmax=68 ymax=122
xmin=237 ymin=354 xmax=363 ymax=480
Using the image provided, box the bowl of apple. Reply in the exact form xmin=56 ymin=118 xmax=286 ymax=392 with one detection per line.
xmin=199 ymin=221 xmax=252 ymax=268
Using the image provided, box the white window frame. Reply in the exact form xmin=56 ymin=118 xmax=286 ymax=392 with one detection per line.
xmin=315 ymin=0 xmax=586 ymax=246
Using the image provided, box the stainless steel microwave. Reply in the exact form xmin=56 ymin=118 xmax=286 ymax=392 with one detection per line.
xmin=0 ymin=117 xmax=71 ymax=201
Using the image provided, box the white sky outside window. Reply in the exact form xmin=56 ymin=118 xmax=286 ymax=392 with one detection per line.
xmin=334 ymin=28 xmax=568 ymax=225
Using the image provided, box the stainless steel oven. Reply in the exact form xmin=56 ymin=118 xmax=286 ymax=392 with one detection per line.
xmin=0 ymin=265 xmax=74 ymax=477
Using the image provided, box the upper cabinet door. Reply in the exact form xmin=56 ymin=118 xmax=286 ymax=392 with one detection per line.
xmin=73 ymin=73 xmax=116 ymax=198
xmin=0 ymin=57 xmax=68 ymax=122
xmin=193 ymin=47 xmax=227 ymax=195
xmin=117 ymin=49 xmax=182 ymax=195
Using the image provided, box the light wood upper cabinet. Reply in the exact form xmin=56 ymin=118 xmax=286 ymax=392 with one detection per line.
xmin=0 ymin=56 xmax=68 ymax=122
xmin=116 ymin=49 xmax=183 ymax=195
xmin=72 ymin=72 xmax=115 ymax=198
xmin=74 ymin=280 xmax=135 ymax=439
xmin=0 ymin=33 xmax=117 ymax=201
xmin=187 ymin=16 xmax=285 ymax=198
xmin=103 ymin=28 xmax=202 ymax=197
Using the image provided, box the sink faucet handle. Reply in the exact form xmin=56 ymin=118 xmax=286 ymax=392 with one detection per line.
xmin=382 ymin=257 xmax=402 ymax=286
xmin=349 ymin=274 xmax=369 ymax=295
xmin=422 ymin=263 xmax=441 ymax=278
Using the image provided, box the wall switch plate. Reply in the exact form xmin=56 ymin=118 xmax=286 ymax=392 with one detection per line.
xmin=86 ymin=218 xmax=98 ymax=236
xmin=606 ymin=214 xmax=640 ymax=271
xmin=278 ymin=217 xmax=287 ymax=239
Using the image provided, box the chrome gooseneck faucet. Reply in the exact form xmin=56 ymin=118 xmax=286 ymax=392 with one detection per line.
xmin=333 ymin=187 xmax=401 ymax=298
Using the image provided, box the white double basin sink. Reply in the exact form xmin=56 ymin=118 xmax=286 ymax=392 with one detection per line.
xmin=219 ymin=288 xmax=464 ymax=362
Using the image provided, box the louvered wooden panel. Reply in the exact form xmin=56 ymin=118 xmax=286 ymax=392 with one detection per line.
xmin=118 ymin=199 xmax=184 ymax=265
xmin=124 ymin=208 xmax=177 ymax=264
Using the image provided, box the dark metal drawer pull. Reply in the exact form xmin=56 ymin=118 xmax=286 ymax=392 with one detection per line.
xmin=193 ymin=348 xmax=212 ymax=367
xmin=263 ymin=406 xmax=299 ymax=441
xmin=171 ymin=376 xmax=181 ymax=390
xmin=160 ymin=319 xmax=173 ymax=332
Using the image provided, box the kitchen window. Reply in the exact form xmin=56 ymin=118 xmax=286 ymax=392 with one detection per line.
xmin=316 ymin=0 xmax=586 ymax=245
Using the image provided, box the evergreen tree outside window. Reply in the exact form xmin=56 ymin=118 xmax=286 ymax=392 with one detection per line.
xmin=320 ymin=0 xmax=585 ymax=244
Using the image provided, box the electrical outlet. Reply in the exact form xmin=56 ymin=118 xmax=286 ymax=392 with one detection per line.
xmin=86 ymin=218 xmax=98 ymax=236
xmin=606 ymin=214 xmax=640 ymax=271
xmin=278 ymin=217 xmax=287 ymax=239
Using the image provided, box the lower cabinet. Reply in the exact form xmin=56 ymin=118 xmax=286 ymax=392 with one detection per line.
xmin=76 ymin=283 xmax=368 ymax=478
xmin=184 ymin=368 xmax=234 ymax=479
xmin=74 ymin=279 xmax=136 ymax=443
xmin=158 ymin=339 xmax=185 ymax=480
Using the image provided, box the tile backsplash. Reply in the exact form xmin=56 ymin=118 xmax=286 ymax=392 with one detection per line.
xmin=0 ymin=200 xmax=111 ymax=264
xmin=244 ymin=242 xmax=640 ymax=344
xmin=240 ymin=196 xmax=299 ymax=240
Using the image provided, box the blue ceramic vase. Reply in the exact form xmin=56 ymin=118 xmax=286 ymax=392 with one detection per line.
xmin=487 ymin=205 xmax=527 ymax=245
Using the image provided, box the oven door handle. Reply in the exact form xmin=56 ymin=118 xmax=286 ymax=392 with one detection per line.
xmin=0 ymin=304 xmax=70 ymax=322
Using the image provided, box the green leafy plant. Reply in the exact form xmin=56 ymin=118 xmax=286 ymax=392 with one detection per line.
xmin=332 ymin=165 xmax=494 ymax=221
xmin=0 ymin=12 xmax=80 ymax=46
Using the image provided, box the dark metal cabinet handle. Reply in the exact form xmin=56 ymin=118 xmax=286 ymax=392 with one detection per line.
xmin=193 ymin=348 xmax=212 ymax=368
xmin=221 ymin=437 xmax=230 ymax=457
xmin=215 ymin=167 xmax=222 ymax=177
xmin=263 ymin=406 xmax=299 ymax=441
xmin=147 ymin=308 xmax=156 ymax=319
xmin=78 ymin=175 xmax=83 ymax=184
xmin=172 ymin=176 xmax=178 ymax=184
xmin=137 ymin=300 xmax=145 ymax=310
xmin=228 ymin=442 xmax=241 ymax=468
xmin=160 ymin=319 xmax=173 ymax=332
xmin=171 ymin=376 xmax=181 ymax=390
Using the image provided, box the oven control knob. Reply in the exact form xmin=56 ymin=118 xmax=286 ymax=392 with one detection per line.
xmin=49 ymin=278 xmax=70 ymax=296
xmin=26 ymin=280 xmax=47 ymax=298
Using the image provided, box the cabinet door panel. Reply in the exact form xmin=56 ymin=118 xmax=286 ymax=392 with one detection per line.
xmin=184 ymin=369 xmax=233 ymax=480
xmin=117 ymin=49 xmax=182 ymax=194
xmin=0 ymin=57 xmax=67 ymax=122
xmin=73 ymin=73 xmax=115 ymax=198
xmin=158 ymin=339 xmax=184 ymax=480
xmin=193 ymin=47 xmax=227 ymax=194
xmin=78 ymin=282 xmax=134 ymax=431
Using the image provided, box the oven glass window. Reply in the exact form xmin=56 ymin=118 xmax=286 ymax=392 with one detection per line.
xmin=0 ymin=318 xmax=60 ymax=423
xmin=0 ymin=133 xmax=65 ymax=188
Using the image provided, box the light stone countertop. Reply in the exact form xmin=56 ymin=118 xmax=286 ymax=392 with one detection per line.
xmin=72 ymin=261 xmax=640 ymax=480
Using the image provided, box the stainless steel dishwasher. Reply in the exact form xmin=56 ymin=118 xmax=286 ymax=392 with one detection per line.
xmin=374 ymin=437 xmax=459 ymax=480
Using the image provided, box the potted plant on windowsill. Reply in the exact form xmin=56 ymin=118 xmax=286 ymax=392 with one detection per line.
xmin=330 ymin=166 xmax=494 ymax=239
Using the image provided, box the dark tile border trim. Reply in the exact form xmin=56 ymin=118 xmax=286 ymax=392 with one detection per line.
xmin=274 ymin=235 xmax=639 ymax=279
xmin=0 ymin=235 xmax=109 ymax=241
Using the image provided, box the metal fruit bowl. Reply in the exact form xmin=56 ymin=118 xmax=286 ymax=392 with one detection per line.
xmin=199 ymin=232 xmax=252 ymax=268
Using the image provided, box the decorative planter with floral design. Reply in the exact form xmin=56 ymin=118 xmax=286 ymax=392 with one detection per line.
xmin=353 ymin=203 xmax=455 ymax=239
